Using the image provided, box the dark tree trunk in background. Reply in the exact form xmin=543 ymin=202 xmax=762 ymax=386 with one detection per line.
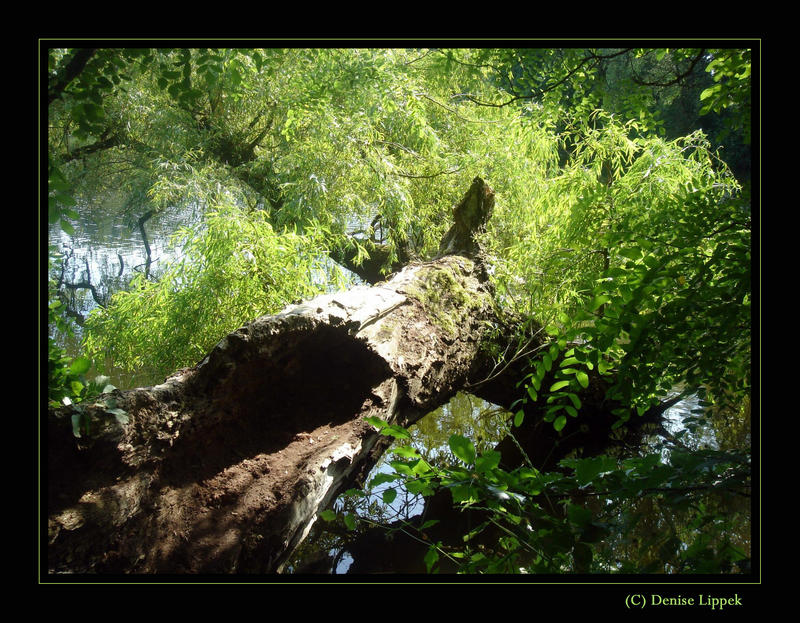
xmin=46 ymin=178 xmax=498 ymax=574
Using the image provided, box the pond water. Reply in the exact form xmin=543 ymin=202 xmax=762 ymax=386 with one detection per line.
xmin=48 ymin=201 xmax=202 ymax=322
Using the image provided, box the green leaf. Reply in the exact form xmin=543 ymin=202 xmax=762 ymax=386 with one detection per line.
xmin=420 ymin=519 xmax=440 ymax=531
xmin=229 ymin=67 xmax=242 ymax=87
xmin=424 ymin=547 xmax=439 ymax=573
xmin=566 ymin=392 xmax=582 ymax=410
xmin=544 ymin=404 xmax=564 ymax=421
xmin=553 ymin=414 xmax=567 ymax=431
xmin=68 ymin=356 xmax=92 ymax=376
xmin=549 ymin=380 xmax=570 ymax=392
xmin=319 ymin=509 xmax=337 ymax=521
xmin=370 ymin=472 xmax=400 ymax=487
xmin=389 ymin=461 xmax=415 ymax=476
xmin=381 ymin=424 xmax=411 ymax=440
xmin=343 ymin=514 xmax=357 ymax=531
xmin=364 ymin=415 xmax=388 ymax=430
xmin=575 ymin=370 xmax=589 ymax=388
xmin=514 ymin=409 xmax=525 ymax=427
xmin=573 ymin=456 xmax=617 ymax=486
xmin=618 ymin=247 xmax=642 ymax=261
xmin=449 ymin=483 xmax=478 ymax=504
xmin=392 ymin=445 xmax=421 ymax=459
xmin=406 ymin=478 xmax=433 ymax=496
xmin=412 ymin=458 xmax=432 ymax=476
xmin=476 ymin=450 xmax=501 ymax=473
xmin=449 ymin=434 xmax=476 ymax=465
xmin=382 ymin=488 xmax=397 ymax=504
xmin=699 ymin=85 xmax=718 ymax=101
xmin=590 ymin=295 xmax=611 ymax=311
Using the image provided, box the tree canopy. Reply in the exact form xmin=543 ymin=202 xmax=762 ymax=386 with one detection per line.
xmin=45 ymin=42 xmax=754 ymax=576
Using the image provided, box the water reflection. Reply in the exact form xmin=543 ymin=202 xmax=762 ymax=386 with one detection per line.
xmin=48 ymin=202 xmax=201 ymax=321
xmin=287 ymin=389 xmax=718 ymax=574
xmin=286 ymin=392 xmax=513 ymax=574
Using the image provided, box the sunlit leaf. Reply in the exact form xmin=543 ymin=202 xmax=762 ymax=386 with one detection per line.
xmin=393 ymin=445 xmax=421 ymax=459
xmin=364 ymin=416 xmax=388 ymax=430
xmin=449 ymin=434 xmax=476 ymax=465
xmin=370 ymin=472 xmax=400 ymax=488
xmin=424 ymin=547 xmax=439 ymax=573
xmin=476 ymin=450 xmax=501 ymax=473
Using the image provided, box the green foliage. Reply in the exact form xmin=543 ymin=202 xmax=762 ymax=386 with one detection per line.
xmin=700 ymin=49 xmax=752 ymax=144
xmin=83 ymin=203 xmax=343 ymax=382
xmin=358 ymin=419 xmax=750 ymax=573
xmin=48 ymin=258 xmax=96 ymax=409
xmin=47 ymin=45 xmax=752 ymax=573
xmin=495 ymin=115 xmax=748 ymax=431
xmin=51 ymin=47 xmax=580 ymax=387
xmin=47 ymin=159 xmax=80 ymax=234
xmin=48 ymin=259 xmax=126 ymax=437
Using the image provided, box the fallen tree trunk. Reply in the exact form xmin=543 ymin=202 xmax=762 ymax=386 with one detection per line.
xmin=46 ymin=178 xmax=497 ymax=574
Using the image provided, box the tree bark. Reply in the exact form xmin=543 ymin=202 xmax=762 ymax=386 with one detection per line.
xmin=46 ymin=178 xmax=498 ymax=574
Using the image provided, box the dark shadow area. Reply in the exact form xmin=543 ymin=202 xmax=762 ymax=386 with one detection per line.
xmin=46 ymin=412 xmax=131 ymax=515
xmin=158 ymin=324 xmax=393 ymax=488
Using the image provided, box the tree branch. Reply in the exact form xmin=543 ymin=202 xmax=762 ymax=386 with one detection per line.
xmin=48 ymin=48 xmax=97 ymax=105
xmin=630 ymin=49 xmax=707 ymax=88
xmin=460 ymin=48 xmax=634 ymax=108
